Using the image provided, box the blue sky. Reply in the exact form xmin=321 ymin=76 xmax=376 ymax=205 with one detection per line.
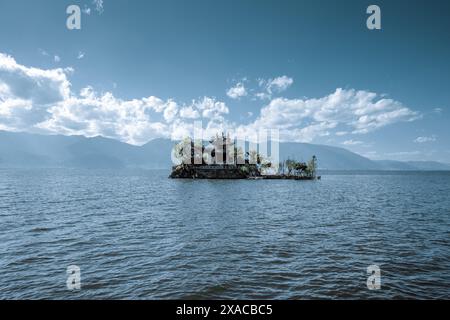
xmin=0 ymin=0 xmax=449 ymax=162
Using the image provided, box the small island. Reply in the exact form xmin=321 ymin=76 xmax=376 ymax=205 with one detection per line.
xmin=170 ymin=133 xmax=318 ymax=180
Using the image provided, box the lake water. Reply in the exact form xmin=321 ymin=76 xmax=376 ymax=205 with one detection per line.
xmin=0 ymin=169 xmax=449 ymax=299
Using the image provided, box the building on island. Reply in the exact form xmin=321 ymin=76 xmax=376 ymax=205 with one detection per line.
xmin=170 ymin=133 xmax=318 ymax=180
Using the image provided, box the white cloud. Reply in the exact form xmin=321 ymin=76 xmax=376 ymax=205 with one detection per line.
xmin=0 ymin=53 xmax=421 ymax=146
xmin=255 ymin=75 xmax=293 ymax=100
xmin=0 ymin=53 xmax=71 ymax=131
xmin=191 ymin=97 xmax=229 ymax=120
xmin=54 ymin=55 xmax=61 ymax=63
xmin=0 ymin=53 xmax=172 ymax=144
xmin=266 ymin=75 xmax=294 ymax=93
xmin=36 ymin=90 xmax=175 ymax=145
xmin=414 ymin=135 xmax=437 ymax=143
xmin=226 ymin=83 xmax=247 ymax=99
xmin=0 ymin=53 xmax=71 ymax=105
xmin=227 ymin=76 xmax=293 ymax=101
xmin=0 ymin=53 xmax=236 ymax=144
xmin=254 ymin=92 xmax=271 ymax=101
xmin=179 ymin=106 xmax=200 ymax=119
xmin=238 ymin=88 xmax=419 ymax=142
xmin=342 ymin=139 xmax=363 ymax=146
xmin=77 ymin=52 xmax=85 ymax=60
xmin=163 ymin=100 xmax=178 ymax=123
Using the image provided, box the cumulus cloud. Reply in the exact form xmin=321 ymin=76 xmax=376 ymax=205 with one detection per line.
xmin=162 ymin=100 xmax=178 ymax=123
xmin=0 ymin=52 xmax=235 ymax=144
xmin=237 ymin=88 xmax=419 ymax=142
xmin=414 ymin=135 xmax=437 ymax=143
xmin=179 ymin=106 xmax=200 ymax=119
xmin=0 ymin=53 xmax=420 ymax=145
xmin=226 ymin=76 xmax=293 ymax=101
xmin=0 ymin=53 xmax=71 ymax=131
xmin=36 ymin=89 xmax=175 ymax=145
xmin=266 ymin=75 xmax=294 ymax=93
xmin=2 ymin=58 xmax=73 ymax=104
xmin=226 ymin=83 xmax=247 ymax=99
xmin=191 ymin=97 xmax=229 ymax=120
xmin=255 ymin=75 xmax=293 ymax=100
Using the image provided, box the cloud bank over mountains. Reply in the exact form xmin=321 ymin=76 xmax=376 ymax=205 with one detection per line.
xmin=0 ymin=52 xmax=419 ymax=146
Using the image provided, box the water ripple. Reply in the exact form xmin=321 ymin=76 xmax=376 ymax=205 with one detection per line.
xmin=0 ymin=169 xmax=449 ymax=299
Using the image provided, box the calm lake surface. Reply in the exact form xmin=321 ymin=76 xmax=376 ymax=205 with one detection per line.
xmin=0 ymin=169 xmax=449 ymax=299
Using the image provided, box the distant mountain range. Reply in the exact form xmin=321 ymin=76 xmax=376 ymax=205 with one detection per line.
xmin=0 ymin=131 xmax=449 ymax=171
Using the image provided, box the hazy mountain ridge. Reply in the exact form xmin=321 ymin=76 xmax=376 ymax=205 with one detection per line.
xmin=0 ymin=131 xmax=449 ymax=170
